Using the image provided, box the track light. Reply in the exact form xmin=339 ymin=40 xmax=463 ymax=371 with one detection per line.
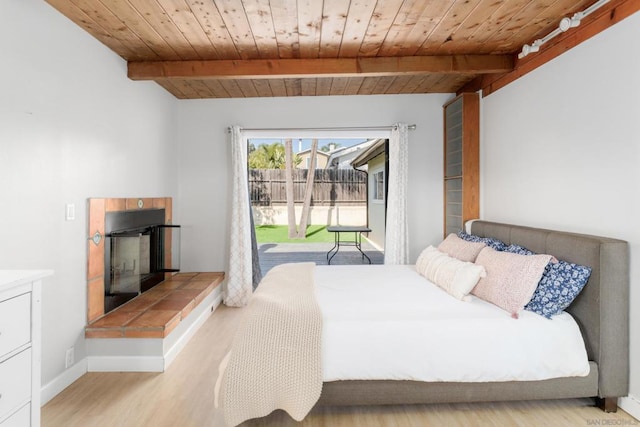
xmin=559 ymin=17 xmax=581 ymax=32
xmin=517 ymin=0 xmax=609 ymax=59
xmin=517 ymin=43 xmax=540 ymax=59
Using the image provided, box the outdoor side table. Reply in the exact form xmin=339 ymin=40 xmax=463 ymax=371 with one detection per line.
xmin=326 ymin=225 xmax=372 ymax=265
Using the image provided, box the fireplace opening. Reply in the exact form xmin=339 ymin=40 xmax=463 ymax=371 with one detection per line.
xmin=104 ymin=209 xmax=180 ymax=313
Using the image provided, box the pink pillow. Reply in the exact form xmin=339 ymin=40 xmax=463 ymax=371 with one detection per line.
xmin=472 ymin=247 xmax=553 ymax=318
xmin=437 ymin=233 xmax=486 ymax=262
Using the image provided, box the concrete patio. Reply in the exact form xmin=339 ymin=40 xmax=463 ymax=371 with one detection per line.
xmin=258 ymin=240 xmax=384 ymax=275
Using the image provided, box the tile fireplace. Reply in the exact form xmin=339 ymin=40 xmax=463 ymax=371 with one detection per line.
xmin=104 ymin=208 xmax=180 ymax=313
xmin=87 ymin=198 xmax=178 ymax=322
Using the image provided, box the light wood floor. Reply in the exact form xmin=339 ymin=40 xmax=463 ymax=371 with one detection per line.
xmin=42 ymin=304 xmax=638 ymax=427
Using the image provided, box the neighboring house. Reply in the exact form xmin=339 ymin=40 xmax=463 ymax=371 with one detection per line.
xmin=351 ymin=139 xmax=388 ymax=249
xmin=295 ymin=148 xmax=330 ymax=169
xmin=326 ymin=139 xmax=376 ymax=169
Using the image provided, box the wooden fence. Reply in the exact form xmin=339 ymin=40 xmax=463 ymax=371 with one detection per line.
xmin=249 ymin=169 xmax=367 ymax=206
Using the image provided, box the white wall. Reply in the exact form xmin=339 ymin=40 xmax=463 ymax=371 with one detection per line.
xmin=176 ymin=93 xmax=451 ymax=272
xmin=0 ymin=0 xmax=178 ymax=386
xmin=481 ymin=11 xmax=640 ymax=417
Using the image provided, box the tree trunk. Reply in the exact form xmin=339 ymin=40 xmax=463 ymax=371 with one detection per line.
xmin=297 ymin=139 xmax=318 ymax=238
xmin=284 ymin=139 xmax=297 ymax=238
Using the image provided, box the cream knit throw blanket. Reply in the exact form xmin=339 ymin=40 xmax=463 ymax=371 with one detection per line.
xmin=218 ymin=262 xmax=322 ymax=426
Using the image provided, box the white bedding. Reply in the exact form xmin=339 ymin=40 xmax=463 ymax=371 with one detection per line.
xmin=315 ymin=264 xmax=590 ymax=383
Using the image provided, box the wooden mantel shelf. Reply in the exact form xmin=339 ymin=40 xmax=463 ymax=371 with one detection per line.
xmin=86 ymin=272 xmax=224 ymax=339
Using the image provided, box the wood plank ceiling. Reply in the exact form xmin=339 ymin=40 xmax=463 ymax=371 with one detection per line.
xmin=45 ymin=0 xmax=597 ymax=99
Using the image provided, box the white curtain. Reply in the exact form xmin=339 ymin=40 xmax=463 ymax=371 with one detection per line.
xmin=225 ymin=125 xmax=253 ymax=307
xmin=384 ymin=123 xmax=409 ymax=265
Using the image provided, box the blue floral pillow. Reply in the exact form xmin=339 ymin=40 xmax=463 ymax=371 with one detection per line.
xmin=525 ymin=261 xmax=592 ymax=318
xmin=504 ymin=244 xmax=535 ymax=256
xmin=500 ymin=243 xmax=591 ymax=318
xmin=457 ymin=231 xmax=507 ymax=251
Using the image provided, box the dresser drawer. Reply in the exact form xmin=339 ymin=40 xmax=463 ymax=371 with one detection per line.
xmin=0 ymin=293 xmax=31 ymax=359
xmin=0 ymin=348 xmax=31 ymax=421
xmin=0 ymin=403 xmax=30 ymax=427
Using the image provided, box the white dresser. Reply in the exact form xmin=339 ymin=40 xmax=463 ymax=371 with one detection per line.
xmin=0 ymin=271 xmax=52 ymax=427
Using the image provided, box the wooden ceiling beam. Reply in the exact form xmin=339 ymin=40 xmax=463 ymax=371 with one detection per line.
xmin=127 ymin=55 xmax=514 ymax=80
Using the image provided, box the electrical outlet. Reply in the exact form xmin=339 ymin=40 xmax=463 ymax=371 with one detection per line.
xmin=65 ymin=347 xmax=74 ymax=369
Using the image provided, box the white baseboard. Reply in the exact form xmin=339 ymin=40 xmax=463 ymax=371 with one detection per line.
xmin=164 ymin=293 xmax=222 ymax=369
xmin=86 ymin=290 xmax=222 ymax=373
xmin=41 ymin=358 xmax=88 ymax=406
xmin=87 ymin=355 xmax=165 ymax=372
xmin=42 ymin=290 xmax=222 ymax=404
xmin=619 ymin=394 xmax=640 ymax=421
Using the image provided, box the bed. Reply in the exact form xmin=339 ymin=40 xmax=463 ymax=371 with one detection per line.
xmin=219 ymin=220 xmax=629 ymax=425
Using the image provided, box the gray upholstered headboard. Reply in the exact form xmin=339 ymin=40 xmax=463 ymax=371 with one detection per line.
xmin=470 ymin=220 xmax=629 ymax=398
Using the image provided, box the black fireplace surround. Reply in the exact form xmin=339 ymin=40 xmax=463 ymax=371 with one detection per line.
xmin=104 ymin=208 xmax=180 ymax=313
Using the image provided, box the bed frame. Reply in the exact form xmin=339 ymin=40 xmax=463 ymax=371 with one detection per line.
xmin=317 ymin=221 xmax=629 ymax=412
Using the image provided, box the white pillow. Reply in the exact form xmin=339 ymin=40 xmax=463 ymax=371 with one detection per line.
xmin=415 ymin=246 xmax=486 ymax=301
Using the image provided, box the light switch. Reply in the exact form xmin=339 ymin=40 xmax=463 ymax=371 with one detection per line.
xmin=66 ymin=203 xmax=75 ymax=221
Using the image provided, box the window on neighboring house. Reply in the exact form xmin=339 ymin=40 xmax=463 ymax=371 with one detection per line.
xmin=373 ymin=170 xmax=385 ymax=201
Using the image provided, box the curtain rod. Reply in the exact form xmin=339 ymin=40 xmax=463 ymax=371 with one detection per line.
xmin=227 ymin=124 xmax=416 ymax=133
